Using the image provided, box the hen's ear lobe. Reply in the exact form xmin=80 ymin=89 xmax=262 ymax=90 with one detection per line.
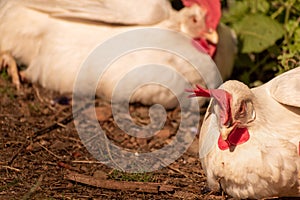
xmin=247 ymin=101 xmax=256 ymax=123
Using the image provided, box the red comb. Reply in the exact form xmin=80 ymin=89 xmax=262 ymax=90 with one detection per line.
xmin=182 ymin=0 xmax=221 ymax=30
xmin=187 ymin=84 xmax=232 ymax=125
xmin=186 ymin=84 xmax=210 ymax=97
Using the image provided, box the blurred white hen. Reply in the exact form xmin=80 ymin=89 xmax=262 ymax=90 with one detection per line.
xmin=0 ymin=0 xmax=236 ymax=108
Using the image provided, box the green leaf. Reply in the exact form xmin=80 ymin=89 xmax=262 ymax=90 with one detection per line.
xmin=247 ymin=0 xmax=270 ymax=13
xmin=294 ymin=1 xmax=300 ymax=13
xmin=234 ymin=14 xmax=284 ymax=53
xmin=285 ymin=19 xmax=300 ymax=37
xmin=294 ymin=28 xmax=300 ymax=42
xmin=256 ymin=0 xmax=270 ymax=13
xmin=221 ymin=1 xmax=249 ymax=24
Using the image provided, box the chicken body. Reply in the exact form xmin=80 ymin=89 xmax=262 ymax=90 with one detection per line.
xmin=197 ymin=67 xmax=300 ymax=198
xmin=0 ymin=0 xmax=235 ymax=108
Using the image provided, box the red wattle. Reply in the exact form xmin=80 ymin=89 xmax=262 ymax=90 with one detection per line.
xmin=218 ymin=127 xmax=250 ymax=150
xmin=218 ymin=136 xmax=230 ymax=150
xmin=192 ymin=38 xmax=217 ymax=57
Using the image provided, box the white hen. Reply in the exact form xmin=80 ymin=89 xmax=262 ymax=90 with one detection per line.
xmin=189 ymin=67 xmax=300 ymax=198
xmin=0 ymin=0 xmax=236 ymax=108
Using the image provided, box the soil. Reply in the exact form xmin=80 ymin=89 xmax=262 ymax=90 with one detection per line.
xmin=0 ymin=76 xmax=287 ymax=200
xmin=0 ymin=75 xmax=225 ymax=200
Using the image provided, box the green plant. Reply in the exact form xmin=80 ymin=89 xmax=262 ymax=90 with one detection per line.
xmin=222 ymin=0 xmax=300 ymax=84
xmin=108 ymin=170 xmax=154 ymax=182
xmin=28 ymin=103 xmax=41 ymax=114
xmin=1 ymin=69 xmax=9 ymax=80
xmin=0 ymin=85 xmax=16 ymax=99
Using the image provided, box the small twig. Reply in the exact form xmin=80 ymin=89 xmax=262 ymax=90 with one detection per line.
xmin=7 ymin=102 xmax=91 ymax=166
xmin=104 ymin=134 xmax=125 ymax=172
xmin=42 ymin=161 xmax=58 ymax=166
xmin=71 ymin=160 xmax=103 ymax=164
xmin=7 ymin=143 xmax=26 ymax=165
xmin=32 ymin=113 xmax=74 ymax=140
xmin=59 ymin=135 xmax=81 ymax=143
xmin=33 ymin=85 xmax=44 ymax=103
xmin=203 ymin=191 xmax=216 ymax=199
xmin=50 ymin=106 xmax=70 ymax=121
xmin=56 ymin=122 xmax=67 ymax=128
xmin=166 ymin=164 xmax=196 ymax=182
xmin=38 ymin=143 xmax=62 ymax=160
xmin=22 ymin=174 xmax=43 ymax=200
xmin=57 ymin=162 xmax=80 ymax=172
xmin=1 ymin=165 xmax=21 ymax=172
xmin=65 ymin=171 xmax=178 ymax=193
xmin=156 ymin=157 xmax=196 ymax=182
xmin=32 ymin=101 xmax=92 ymax=139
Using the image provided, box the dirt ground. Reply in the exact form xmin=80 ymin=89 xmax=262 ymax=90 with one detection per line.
xmin=0 ymin=75 xmax=292 ymax=200
xmin=0 ymin=74 xmax=231 ymax=200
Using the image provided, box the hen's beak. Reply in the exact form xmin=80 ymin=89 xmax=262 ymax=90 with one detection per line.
xmin=220 ymin=124 xmax=236 ymax=141
xmin=203 ymin=29 xmax=219 ymax=44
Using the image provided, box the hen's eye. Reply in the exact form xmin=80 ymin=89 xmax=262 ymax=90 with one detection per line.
xmin=224 ymin=119 xmax=232 ymax=127
xmin=238 ymin=102 xmax=246 ymax=115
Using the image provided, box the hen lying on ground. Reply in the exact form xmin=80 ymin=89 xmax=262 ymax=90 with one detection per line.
xmin=0 ymin=0 xmax=236 ymax=109
xmin=189 ymin=67 xmax=300 ymax=198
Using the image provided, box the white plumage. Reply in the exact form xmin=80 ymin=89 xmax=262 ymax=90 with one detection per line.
xmin=0 ymin=0 xmax=236 ymax=108
xmin=193 ymin=67 xmax=300 ymax=198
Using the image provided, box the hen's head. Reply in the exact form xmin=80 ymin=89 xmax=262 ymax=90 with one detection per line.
xmin=189 ymin=81 xmax=256 ymax=150
xmin=180 ymin=0 xmax=221 ymax=56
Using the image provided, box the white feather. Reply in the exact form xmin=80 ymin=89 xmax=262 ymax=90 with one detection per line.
xmin=0 ymin=0 xmax=236 ymax=108
xmin=200 ymin=67 xmax=300 ymax=198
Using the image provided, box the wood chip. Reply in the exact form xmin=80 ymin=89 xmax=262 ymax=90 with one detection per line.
xmin=83 ymin=106 xmax=112 ymax=121
xmin=65 ymin=171 xmax=178 ymax=193
xmin=155 ymin=129 xmax=171 ymax=140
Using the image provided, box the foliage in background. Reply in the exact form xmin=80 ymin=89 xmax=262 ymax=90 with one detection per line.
xmin=222 ymin=0 xmax=300 ymax=85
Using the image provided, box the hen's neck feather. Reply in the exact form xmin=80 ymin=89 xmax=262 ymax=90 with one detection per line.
xmin=250 ymin=85 xmax=300 ymax=144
